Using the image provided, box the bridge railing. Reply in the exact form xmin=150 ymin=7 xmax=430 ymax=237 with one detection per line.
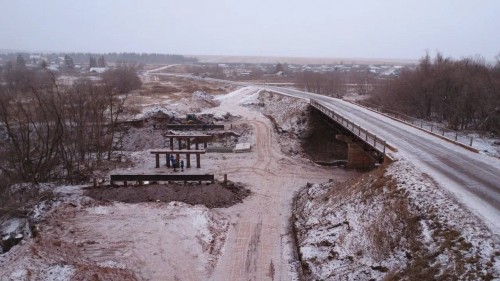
xmin=310 ymin=99 xmax=391 ymax=155
xmin=348 ymin=100 xmax=476 ymax=148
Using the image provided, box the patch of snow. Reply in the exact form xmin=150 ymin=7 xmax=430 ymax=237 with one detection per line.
xmin=239 ymin=89 xmax=262 ymax=105
xmin=133 ymin=105 xmax=172 ymax=121
xmin=419 ymin=220 xmax=433 ymax=244
xmin=234 ymin=143 xmax=251 ymax=152
xmin=7 ymin=269 xmax=29 ymax=280
xmin=470 ymin=133 xmax=500 ymax=158
xmin=0 ymin=219 xmax=24 ymax=235
xmin=87 ymin=206 xmax=111 ymax=215
xmin=55 ymin=185 xmax=83 ymax=196
xmin=40 ymin=264 xmax=75 ymax=281
xmin=97 ymin=260 xmax=127 ymax=269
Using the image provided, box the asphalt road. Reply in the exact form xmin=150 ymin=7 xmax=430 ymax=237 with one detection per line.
xmin=264 ymin=86 xmax=500 ymax=234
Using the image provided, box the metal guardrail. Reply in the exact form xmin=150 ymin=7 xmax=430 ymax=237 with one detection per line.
xmin=310 ymin=99 xmax=391 ymax=155
xmin=353 ymin=101 xmax=476 ymax=148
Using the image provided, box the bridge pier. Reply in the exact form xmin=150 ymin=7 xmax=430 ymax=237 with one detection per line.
xmin=336 ymin=135 xmax=376 ymax=169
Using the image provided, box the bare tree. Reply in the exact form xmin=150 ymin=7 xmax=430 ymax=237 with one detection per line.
xmin=368 ymin=53 xmax=500 ymax=133
xmin=296 ymin=71 xmax=346 ymax=98
xmin=101 ymin=67 xmax=141 ymax=159
xmin=352 ymin=71 xmax=373 ymax=95
xmin=0 ymin=72 xmax=64 ymax=182
xmin=0 ymin=67 xmax=138 ymax=184
xmin=102 ymin=66 xmax=142 ymax=94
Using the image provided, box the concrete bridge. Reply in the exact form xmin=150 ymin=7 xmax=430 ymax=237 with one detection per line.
xmin=149 ymin=73 xmax=500 ymax=234
xmin=310 ymin=99 xmax=396 ymax=169
xmin=263 ymin=85 xmax=500 ymax=234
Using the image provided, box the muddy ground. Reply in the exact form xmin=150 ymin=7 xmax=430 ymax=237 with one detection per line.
xmin=0 ymin=83 xmax=358 ymax=281
xmin=85 ymin=182 xmax=251 ymax=208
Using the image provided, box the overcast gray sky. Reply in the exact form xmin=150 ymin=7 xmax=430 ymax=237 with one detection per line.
xmin=1 ymin=0 xmax=499 ymax=61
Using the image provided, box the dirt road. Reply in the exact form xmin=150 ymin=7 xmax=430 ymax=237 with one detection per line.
xmin=204 ymin=88 xmax=357 ymax=280
xmin=0 ymin=87 xmax=357 ymax=280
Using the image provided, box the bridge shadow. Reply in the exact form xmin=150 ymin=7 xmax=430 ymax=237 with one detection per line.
xmin=305 ymin=106 xmax=380 ymax=170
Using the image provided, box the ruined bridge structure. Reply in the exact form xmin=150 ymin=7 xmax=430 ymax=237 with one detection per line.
xmin=310 ymin=99 xmax=396 ymax=169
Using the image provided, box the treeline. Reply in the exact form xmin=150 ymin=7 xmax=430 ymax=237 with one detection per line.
xmin=367 ymin=53 xmax=500 ymax=133
xmin=0 ymin=52 xmax=198 ymax=65
xmin=0 ymin=64 xmax=142 ymax=184
xmin=295 ymin=71 xmax=373 ymax=98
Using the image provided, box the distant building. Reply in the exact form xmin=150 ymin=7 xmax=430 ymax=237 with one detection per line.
xmin=47 ymin=64 xmax=59 ymax=72
xmin=89 ymin=67 xmax=109 ymax=74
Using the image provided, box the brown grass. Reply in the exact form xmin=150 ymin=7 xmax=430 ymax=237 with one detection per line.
xmin=0 ymin=179 xmax=54 ymax=219
xmin=296 ymin=163 xmax=495 ymax=280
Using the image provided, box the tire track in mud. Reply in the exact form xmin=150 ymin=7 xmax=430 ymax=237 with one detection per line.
xmin=245 ymin=220 xmax=263 ymax=279
xmin=224 ymin=119 xmax=276 ymax=177
xmin=210 ymin=88 xmax=349 ymax=281
xmin=224 ymin=118 xmax=274 ymax=281
xmin=228 ymin=221 xmax=255 ymax=280
xmin=215 ymin=116 xmax=282 ymax=281
xmin=226 ymin=167 xmax=277 ymax=177
xmin=252 ymin=119 xmax=274 ymax=171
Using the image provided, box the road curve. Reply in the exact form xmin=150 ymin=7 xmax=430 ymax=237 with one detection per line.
xmin=264 ymin=86 xmax=500 ymax=234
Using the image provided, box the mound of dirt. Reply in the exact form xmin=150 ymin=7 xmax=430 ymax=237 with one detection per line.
xmin=177 ymin=91 xmax=221 ymax=113
xmin=253 ymin=91 xmax=311 ymax=156
xmin=85 ymin=182 xmax=250 ymax=208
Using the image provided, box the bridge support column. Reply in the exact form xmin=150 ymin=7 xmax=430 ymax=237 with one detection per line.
xmin=336 ymin=135 xmax=376 ymax=169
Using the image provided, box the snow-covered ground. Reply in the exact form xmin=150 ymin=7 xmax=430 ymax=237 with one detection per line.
xmin=468 ymin=132 xmax=500 ymax=158
xmin=1 ymin=85 xmax=356 ymax=280
xmin=2 ymin=81 xmax=498 ymax=280
xmin=294 ymin=160 xmax=500 ymax=280
xmin=1 ymin=199 xmax=228 ymax=280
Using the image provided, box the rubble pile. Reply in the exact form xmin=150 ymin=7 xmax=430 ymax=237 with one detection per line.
xmin=254 ymin=91 xmax=310 ymax=156
xmin=177 ymin=91 xmax=221 ymax=113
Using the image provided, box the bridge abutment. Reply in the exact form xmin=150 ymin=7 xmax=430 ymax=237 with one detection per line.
xmin=336 ymin=135 xmax=376 ymax=169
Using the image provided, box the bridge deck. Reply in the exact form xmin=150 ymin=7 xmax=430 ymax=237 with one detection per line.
xmin=110 ymin=174 xmax=215 ymax=185
xmin=150 ymin=150 xmax=206 ymax=154
xmin=162 ymin=135 xmax=212 ymax=139
xmin=156 ymin=124 xmax=224 ymax=130
xmin=310 ymin=99 xmax=395 ymax=156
